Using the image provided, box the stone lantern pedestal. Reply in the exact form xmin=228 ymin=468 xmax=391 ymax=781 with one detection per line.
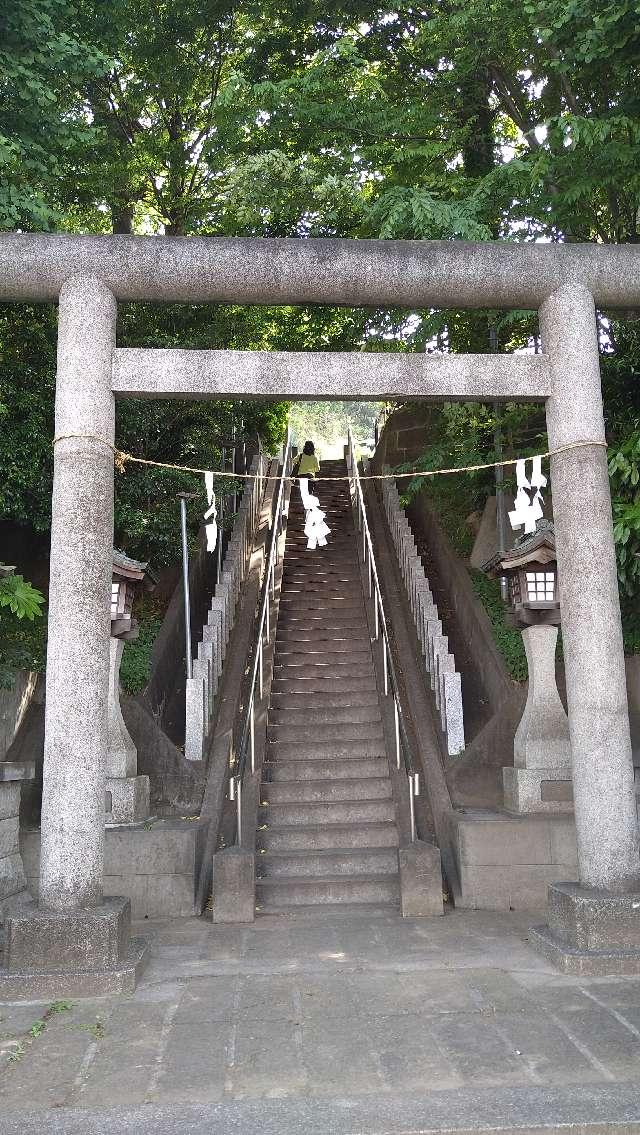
xmin=482 ymin=520 xmax=573 ymax=815
xmin=503 ymin=625 xmax=573 ymax=814
xmin=105 ymin=549 xmax=155 ymax=826
xmin=106 ymin=636 xmax=150 ymax=825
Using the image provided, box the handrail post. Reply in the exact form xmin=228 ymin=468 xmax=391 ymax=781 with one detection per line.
xmin=249 ymin=694 xmax=255 ymax=774
xmin=409 ymin=773 xmax=417 ymax=843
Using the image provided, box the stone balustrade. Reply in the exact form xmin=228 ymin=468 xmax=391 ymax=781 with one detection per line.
xmin=380 ymin=479 xmax=465 ymax=757
xmin=185 ymin=454 xmax=268 ymax=761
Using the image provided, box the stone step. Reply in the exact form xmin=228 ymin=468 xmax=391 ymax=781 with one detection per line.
xmin=257 ymin=821 xmax=400 ymax=851
xmin=274 ymin=644 xmax=369 ymax=662
xmin=275 ymin=650 xmax=372 ymax=669
xmin=271 ymin=675 xmax=377 ymax=695
xmin=273 ymin=668 xmax=376 ymax=686
xmin=268 ymin=705 xmax=382 ymax=726
xmin=269 ymin=690 xmax=379 ymax=709
xmin=279 ymin=598 xmax=365 ymax=612
xmin=264 ymin=756 xmax=390 ymax=781
xmin=276 ymin=614 xmax=368 ymax=631
xmin=282 ymin=568 xmax=360 ymax=579
xmin=273 ymin=656 xmax=374 ymax=674
xmin=283 ymin=558 xmax=358 ymax=570
xmin=285 ymin=541 xmax=354 ymax=552
xmin=259 ymin=799 xmax=396 ymax=825
xmin=267 ymin=722 xmax=383 ymax=743
xmin=282 ymin=583 xmax=363 ymax=596
xmin=261 ymin=777 xmax=392 ymax=804
xmin=255 ymin=874 xmax=400 ymax=909
xmin=256 ymin=847 xmax=399 ymax=878
xmin=267 ymin=738 xmax=386 ymax=761
xmin=275 ymin=629 xmax=370 ymax=645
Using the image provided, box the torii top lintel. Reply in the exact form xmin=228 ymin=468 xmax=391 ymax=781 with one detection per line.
xmin=2 ymin=233 xmax=640 ymax=309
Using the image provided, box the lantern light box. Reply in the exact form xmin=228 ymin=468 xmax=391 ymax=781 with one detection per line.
xmin=111 ymin=550 xmax=156 ymax=640
xmin=482 ymin=519 xmax=559 ymax=628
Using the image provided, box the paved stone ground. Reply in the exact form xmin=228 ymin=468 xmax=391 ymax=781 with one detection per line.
xmin=2 ymin=906 xmax=640 ymax=1132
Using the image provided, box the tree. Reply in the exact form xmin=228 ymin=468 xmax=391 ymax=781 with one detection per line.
xmin=0 ymin=0 xmax=106 ymax=229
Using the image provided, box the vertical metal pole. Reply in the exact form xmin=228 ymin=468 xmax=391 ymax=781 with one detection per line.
xmin=217 ymin=445 xmax=226 ymax=587
xmin=383 ymin=641 xmax=388 ymax=696
xmin=258 ymin=638 xmax=263 ymax=700
xmin=236 ymin=778 xmax=242 ymax=845
xmin=249 ymin=696 xmax=255 ymax=774
xmin=179 ymin=496 xmax=193 ymax=680
xmin=408 ymin=775 xmax=417 ymax=843
xmin=490 ymin=323 xmax=509 ymax=600
xmin=232 ymin=427 xmax=237 ymax=515
xmin=265 ymin=589 xmax=270 ymax=643
xmin=394 ymin=700 xmax=400 ymax=769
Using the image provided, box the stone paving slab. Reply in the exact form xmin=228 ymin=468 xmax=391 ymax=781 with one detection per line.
xmin=1 ymin=908 xmax=640 ymax=1130
xmin=2 ymin=1085 xmax=640 ymax=1135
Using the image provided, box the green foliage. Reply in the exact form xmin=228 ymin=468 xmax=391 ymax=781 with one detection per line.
xmin=2 ymin=0 xmax=640 ymax=658
xmin=0 ymin=0 xmax=106 ymax=229
xmin=0 ymin=568 xmax=46 ymax=689
xmin=469 ymin=571 xmax=528 ymax=682
xmin=0 ymin=573 xmax=45 ymax=620
xmin=289 ymin=401 xmax=382 ymax=455
xmin=120 ymin=607 xmax=163 ymax=696
xmin=609 ymin=425 xmax=640 ymax=598
xmin=0 ymin=302 xmax=289 ymax=568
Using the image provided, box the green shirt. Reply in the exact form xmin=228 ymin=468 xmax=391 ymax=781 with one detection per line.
xmin=297 ymin=453 xmax=320 ymax=477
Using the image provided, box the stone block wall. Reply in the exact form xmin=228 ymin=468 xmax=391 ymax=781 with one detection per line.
xmin=0 ymin=764 xmax=34 ymax=928
xmin=373 ymin=405 xmax=434 ymax=469
xmin=451 ymin=809 xmax=578 ymax=910
xmin=21 ymin=818 xmax=209 ymax=919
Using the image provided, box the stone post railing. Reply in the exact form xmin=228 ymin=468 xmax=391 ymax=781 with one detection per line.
xmin=185 ymin=454 xmax=269 ymax=761
xmin=380 ymin=476 xmax=465 ymax=757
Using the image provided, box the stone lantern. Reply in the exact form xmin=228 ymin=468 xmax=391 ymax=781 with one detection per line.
xmin=482 ymin=520 xmax=572 ymax=814
xmin=498 ymin=520 xmax=560 ymax=629
xmin=107 ymin=550 xmax=156 ymax=825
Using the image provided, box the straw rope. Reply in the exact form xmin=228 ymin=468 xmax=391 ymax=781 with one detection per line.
xmin=53 ymin=433 xmax=609 ymax=482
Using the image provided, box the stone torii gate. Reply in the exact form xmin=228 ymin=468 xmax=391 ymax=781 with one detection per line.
xmin=1 ymin=234 xmax=639 ymax=992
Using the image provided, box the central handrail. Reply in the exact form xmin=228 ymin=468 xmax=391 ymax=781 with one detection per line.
xmin=231 ymin=428 xmax=292 ymax=842
xmin=346 ymin=426 xmax=419 ymax=842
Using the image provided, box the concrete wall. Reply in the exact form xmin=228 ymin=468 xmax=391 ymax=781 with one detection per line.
xmin=407 ymin=495 xmax=512 ymax=716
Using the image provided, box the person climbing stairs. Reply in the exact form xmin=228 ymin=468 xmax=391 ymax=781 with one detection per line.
xmin=256 ymin=458 xmax=402 ymax=912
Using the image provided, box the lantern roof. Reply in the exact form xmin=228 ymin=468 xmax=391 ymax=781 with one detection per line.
xmin=112 ymin=549 xmax=157 ymax=587
xmin=482 ymin=519 xmax=556 ymax=577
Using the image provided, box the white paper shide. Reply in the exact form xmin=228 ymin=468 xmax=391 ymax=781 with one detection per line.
xmin=299 ymin=477 xmax=331 ymax=550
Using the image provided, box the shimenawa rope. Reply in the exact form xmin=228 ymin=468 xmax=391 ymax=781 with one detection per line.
xmin=52 ymin=433 xmax=609 ymax=482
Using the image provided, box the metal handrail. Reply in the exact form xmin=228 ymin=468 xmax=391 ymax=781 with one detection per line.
xmin=346 ymin=427 xmax=419 ymax=842
xmin=231 ymin=429 xmax=292 ymax=843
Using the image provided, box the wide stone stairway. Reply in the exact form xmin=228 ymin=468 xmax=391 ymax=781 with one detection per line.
xmin=256 ymin=458 xmax=401 ymax=912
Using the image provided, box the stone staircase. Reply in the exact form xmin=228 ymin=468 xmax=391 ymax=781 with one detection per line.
xmin=256 ymin=458 xmax=401 ymax=912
